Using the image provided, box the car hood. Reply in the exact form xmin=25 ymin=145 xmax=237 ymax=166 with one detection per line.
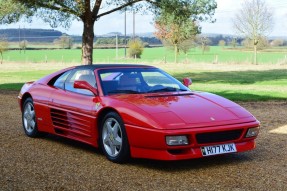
xmin=109 ymin=92 xmax=256 ymax=129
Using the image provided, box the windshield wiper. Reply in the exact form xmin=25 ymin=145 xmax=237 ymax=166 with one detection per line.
xmin=148 ymin=87 xmax=187 ymax=93
xmin=107 ymin=89 xmax=140 ymax=95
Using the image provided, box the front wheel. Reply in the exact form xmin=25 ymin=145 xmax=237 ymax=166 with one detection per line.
xmin=100 ymin=112 xmax=130 ymax=163
xmin=22 ymin=98 xmax=40 ymax=137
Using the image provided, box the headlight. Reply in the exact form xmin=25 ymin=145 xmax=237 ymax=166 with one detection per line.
xmin=245 ymin=127 xmax=260 ymax=138
xmin=166 ymin=135 xmax=189 ymax=146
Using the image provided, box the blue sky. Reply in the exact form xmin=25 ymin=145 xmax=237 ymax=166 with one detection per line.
xmin=1 ymin=0 xmax=286 ymax=36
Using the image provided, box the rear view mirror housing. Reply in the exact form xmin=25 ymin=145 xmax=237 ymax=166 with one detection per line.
xmin=183 ymin=78 xmax=192 ymax=87
xmin=74 ymin=80 xmax=98 ymax=96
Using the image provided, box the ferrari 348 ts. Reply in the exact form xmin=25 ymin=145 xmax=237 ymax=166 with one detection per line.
xmin=18 ymin=64 xmax=260 ymax=163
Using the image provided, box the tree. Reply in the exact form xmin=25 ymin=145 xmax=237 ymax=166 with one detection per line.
xmin=154 ymin=0 xmax=216 ymax=63
xmin=233 ymin=0 xmax=274 ymax=64
xmin=197 ymin=36 xmax=211 ymax=54
xmin=128 ymin=38 xmax=144 ymax=58
xmin=241 ymin=36 xmax=269 ymax=50
xmin=230 ymin=37 xmax=237 ymax=48
xmin=0 ymin=0 xmax=32 ymax=22
xmin=0 ymin=0 xmax=217 ymax=65
xmin=0 ymin=35 xmax=9 ymax=64
xmin=257 ymin=36 xmax=270 ymax=50
xmin=19 ymin=40 xmax=28 ymax=53
xmin=155 ymin=20 xmax=198 ymax=63
xmin=218 ymin=40 xmax=226 ymax=47
xmin=178 ymin=38 xmax=196 ymax=55
xmin=241 ymin=38 xmax=251 ymax=48
xmin=271 ymin=39 xmax=284 ymax=47
xmin=54 ymin=34 xmax=73 ymax=49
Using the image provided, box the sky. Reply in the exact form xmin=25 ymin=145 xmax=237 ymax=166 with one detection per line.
xmin=1 ymin=0 xmax=286 ymax=37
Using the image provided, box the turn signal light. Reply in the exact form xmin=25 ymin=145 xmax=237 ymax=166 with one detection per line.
xmin=166 ymin=136 xmax=189 ymax=146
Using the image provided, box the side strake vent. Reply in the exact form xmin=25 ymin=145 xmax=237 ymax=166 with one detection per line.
xmin=50 ymin=108 xmax=92 ymax=138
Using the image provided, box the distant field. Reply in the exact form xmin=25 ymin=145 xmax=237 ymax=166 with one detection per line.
xmin=1 ymin=62 xmax=286 ymax=101
xmin=3 ymin=46 xmax=287 ymax=64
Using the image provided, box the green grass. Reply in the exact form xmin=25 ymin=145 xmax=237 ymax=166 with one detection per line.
xmin=0 ymin=61 xmax=286 ymax=101
xmin=0 ymin=70 xmax=56 ymax=90
xmin=1 ymin=46 xmax=287 ymax=101
xmin=172 ymin=69 xmax=287 ymax=101
xmin=3 ymin=46 xmax=287 ymax=64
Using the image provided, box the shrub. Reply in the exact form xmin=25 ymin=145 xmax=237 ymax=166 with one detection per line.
xmin=128 ymin=39 xmax=144 ymax=58
xmin=218 ymin=40 xmax=226 ymax=47
xmin=271 ymin=39 xmax=284 ymax=47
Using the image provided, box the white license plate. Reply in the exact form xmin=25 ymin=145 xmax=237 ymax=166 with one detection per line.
xmin=201 ymin=143 xmax=237 ymax=156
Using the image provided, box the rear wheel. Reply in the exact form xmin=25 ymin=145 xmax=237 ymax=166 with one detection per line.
xmin=22 ymin=98 xmax=40 ymax=137
xmin=100 ymin=112 xmax=130 ymax=163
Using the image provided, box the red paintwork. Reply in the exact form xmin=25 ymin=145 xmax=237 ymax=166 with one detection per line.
xmin=183 ymin=77 xmax=192 ymax=87
xmin=74 ymin=80 xmax=98 ymax=96
xmin=18 ymin=65 xmax=260 ymax=161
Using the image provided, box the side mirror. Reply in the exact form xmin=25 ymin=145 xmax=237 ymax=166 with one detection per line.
xmin=74 ymin=80 xmax=98 ymax=96
xmin=183 ymin=78 xmax=192 ymax=87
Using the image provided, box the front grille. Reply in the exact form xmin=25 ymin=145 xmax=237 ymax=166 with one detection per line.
xmin=196 ymin=129 xmax=243 ymax=144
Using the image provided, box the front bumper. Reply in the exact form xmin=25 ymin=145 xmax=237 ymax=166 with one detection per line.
xmin=125 ymin=121 xmax=259 ymax=160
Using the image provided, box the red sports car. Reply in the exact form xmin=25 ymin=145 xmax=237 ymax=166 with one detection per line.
xmin=18 ymin=64 xmax=260 ymax=163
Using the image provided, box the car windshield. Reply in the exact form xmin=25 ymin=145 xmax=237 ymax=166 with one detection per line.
xmin=98 ymin=68 xmax=190 ymax=95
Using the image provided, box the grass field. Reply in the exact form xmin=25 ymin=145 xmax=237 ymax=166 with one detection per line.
xmin=3 ymin=46 xmax=287 ymax=64
xmin=1 ymin=61 xmax=286 ymax=101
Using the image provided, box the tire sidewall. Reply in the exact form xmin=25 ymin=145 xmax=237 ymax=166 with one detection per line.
xmin=100 ymin=112 xmax=130 ymax=163
xmin=22 ymin=98 xmax=39 ymax=137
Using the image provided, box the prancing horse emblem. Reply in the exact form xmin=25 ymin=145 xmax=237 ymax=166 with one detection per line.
xmin=210 ymin=117 xmax=215 ymax=121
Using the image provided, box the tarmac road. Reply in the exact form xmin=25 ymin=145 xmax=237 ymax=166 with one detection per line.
xmin=1 ymin=91 xmax=286 ymax=191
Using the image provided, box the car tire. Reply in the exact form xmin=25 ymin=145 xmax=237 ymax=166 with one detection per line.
xmin=100 ymin=112 xmax=130 ymax=163
xmin=22 ymin=98 xmax=40 ymax=137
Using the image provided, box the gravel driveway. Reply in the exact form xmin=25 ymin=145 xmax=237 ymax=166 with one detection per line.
xmin=1 ymin=91 xmax=286 ymax=191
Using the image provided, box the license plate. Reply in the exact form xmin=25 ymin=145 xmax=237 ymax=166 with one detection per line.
xmin=201 ymin=143 xmax=237 ymax=156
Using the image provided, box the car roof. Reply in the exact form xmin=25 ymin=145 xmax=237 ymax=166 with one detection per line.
xmin=75 ymin=64 xmax=156 ymax=70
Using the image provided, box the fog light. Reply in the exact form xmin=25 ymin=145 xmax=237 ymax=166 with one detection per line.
xmin=166 ymin=136 xmax=188 ymax=146
xmin=245 ymin=127 xmax=260 ymax=138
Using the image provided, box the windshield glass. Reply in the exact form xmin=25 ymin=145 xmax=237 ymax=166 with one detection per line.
xmin=98 ymin=68 xmax=190 ymax=95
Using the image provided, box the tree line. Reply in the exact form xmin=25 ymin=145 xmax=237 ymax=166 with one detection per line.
xmin=0 ymin=0 xmax=218 ymax=64
xmin=0 ymin=29 xmax=63 ymax=42
xmin=0 ymin=0 xmax=284 ymax=64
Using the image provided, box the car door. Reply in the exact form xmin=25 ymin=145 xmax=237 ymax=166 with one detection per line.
xmin=49 ymin=68 xmax=99 ymax=146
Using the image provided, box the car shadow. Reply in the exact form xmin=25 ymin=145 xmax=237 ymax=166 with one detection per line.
xmin=128 ymin=153 xmax=255 ymax=172
xmin=38 ymin=134 xmax=102 ymax=155
xmin=33 ymin=122 xmax=286 ymax=172
xmin=38 ymin=133 xmax=257 ymax=171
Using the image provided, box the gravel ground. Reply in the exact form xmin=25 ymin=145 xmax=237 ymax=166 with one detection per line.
xmin=1 ymin=90 xmax=286 ymax=191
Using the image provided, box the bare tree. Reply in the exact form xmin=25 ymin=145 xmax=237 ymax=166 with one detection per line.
xmin=233 ymin=0 xmax=274 ymax=64
xmin=0 ymin=36 xmax=9 ymax=64
xmin=271 ymin=39 xmax=284 ymax=47
xmin=19 ymin=40 xmax=28 ymax=53
xmin=242 ymin=36 xmax=269 ymax=50
xmin=197 ymin=36 xmax=211 ymax=55
xmin=54 ymin=35 xmax=73 ymax=49
xmin=230 ymin=37 xmax=237 ymax=48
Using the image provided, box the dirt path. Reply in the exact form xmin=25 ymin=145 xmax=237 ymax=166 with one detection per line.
xmin=1 ymin=90 xmax=286 ymax=191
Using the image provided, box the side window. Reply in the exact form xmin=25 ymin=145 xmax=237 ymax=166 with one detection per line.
xmin=53 ymin=71 xmax=72 ymax=89
xmin=65 ymin=69 xmax=96 ymax=96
